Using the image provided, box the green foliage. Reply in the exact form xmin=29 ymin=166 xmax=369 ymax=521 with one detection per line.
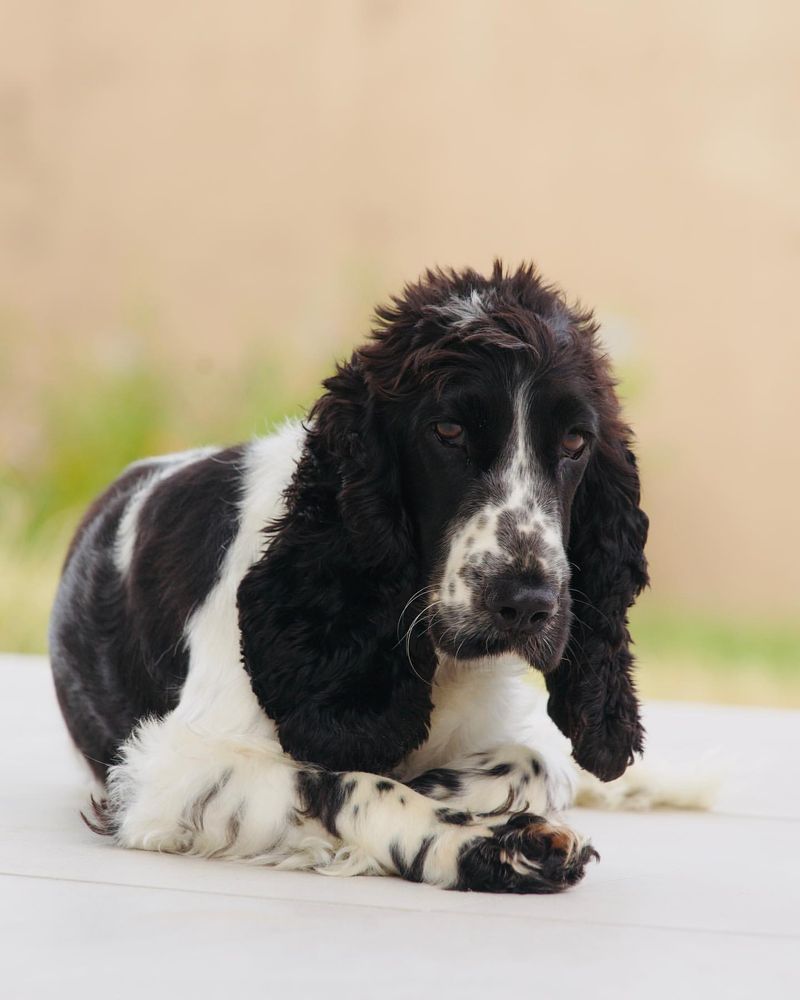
xmin=6 ymin=366 xmax=172 ymax=541
xmin=631 ymin=605 xmax=800 ymax=677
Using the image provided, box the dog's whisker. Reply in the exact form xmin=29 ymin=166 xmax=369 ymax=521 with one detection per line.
xmin=395 ymin=586 xmax=438 ymax=640
xmin=400 ymin=598 xmax=442 ymax=684
xmin=394 ymin=597 xmax=440 ymax=652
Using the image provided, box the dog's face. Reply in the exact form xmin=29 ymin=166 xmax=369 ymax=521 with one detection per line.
xmin=399 ymin=354 xmax=595 ymax=671
xmin=363 ymin=282 xmax=602 ymax=674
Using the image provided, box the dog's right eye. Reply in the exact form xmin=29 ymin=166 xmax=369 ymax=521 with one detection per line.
xmin=434 ymin=421 xmax=465 ymax=447
xmin=561 ymin=430 xmax=587 ymax=459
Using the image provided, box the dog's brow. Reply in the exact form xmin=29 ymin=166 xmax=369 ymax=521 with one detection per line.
xmin=534 ymin=391 xmax=599 ymax=433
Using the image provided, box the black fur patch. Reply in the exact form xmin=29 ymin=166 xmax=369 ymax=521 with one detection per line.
xmin=297 ymin=770 xmax=357 ymax=838
xmin=390 ymin=835 xmax=435 ymax=883
xmin=408 ymin=767 xmax=463 ymax=797
xmin=484 ymin=762 xmax=512 ymax=778
xmin=436 ymin=808 xmax=472 ymax=826
xmin=236 ymin=361 xmax=437 ymax=773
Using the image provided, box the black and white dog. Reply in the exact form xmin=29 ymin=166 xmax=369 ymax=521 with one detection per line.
xmin=50 ymin=262 xmax=649 ymax=893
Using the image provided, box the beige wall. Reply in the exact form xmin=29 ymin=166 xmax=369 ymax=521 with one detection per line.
xmin=2 ymin=0 xmax=798 ymax=615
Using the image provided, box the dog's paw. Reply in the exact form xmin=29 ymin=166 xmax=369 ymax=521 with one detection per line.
xmin=453 ymin=813 xmax=598 ymax=894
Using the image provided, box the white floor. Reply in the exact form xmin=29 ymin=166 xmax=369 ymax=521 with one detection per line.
xmin=1 ymin=655 xmax=798 ymax=999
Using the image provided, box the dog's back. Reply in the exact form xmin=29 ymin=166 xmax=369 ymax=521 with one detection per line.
xmin=49 ymin=445 xmax=246 ymax=777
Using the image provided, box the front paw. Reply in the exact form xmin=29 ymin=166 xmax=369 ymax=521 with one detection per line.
xmin=453 ymin=813 xmax=598 ymax=894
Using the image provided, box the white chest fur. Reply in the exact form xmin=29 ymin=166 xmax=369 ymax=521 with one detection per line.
xmin=398 ymin=654 xmax=547 ymax=778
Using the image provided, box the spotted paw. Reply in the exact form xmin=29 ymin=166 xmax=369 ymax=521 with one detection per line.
xmin=453 ymin=812 xmax=598 ymax=893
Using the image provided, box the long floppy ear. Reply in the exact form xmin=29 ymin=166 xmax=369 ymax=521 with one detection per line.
xmin=545 ymin=420 xmax=649 ymax=782
xmin=237 ymin=358 xmax=435 ymax=774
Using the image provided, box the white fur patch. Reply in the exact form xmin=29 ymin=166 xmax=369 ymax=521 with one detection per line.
xmin=432 ymin=290 xmax=494 ymax=328
xmin=439 ymin=502 xmax=504 ymax=608
xmin=176 ymin=421 xmax=307 ymax=732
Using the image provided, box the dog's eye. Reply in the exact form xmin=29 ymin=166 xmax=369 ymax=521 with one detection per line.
xmin=434 ymin=421 xmax=465 ymax=446
xmin=561 ymin=430 xmax=586 ymax=458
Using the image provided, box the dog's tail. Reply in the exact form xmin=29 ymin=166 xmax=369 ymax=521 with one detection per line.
xmin=574 ymin=754 xmax=722 ymax=811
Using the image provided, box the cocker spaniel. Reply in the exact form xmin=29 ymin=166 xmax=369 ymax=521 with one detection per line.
xmin=50 ymin=262 xmax=649 ymax=893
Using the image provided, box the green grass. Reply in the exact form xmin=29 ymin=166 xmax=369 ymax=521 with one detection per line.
xmin=631 ymin=605 xmax=800 ymax=675
xmin=631 ymin=603 xmax=800 ymax=707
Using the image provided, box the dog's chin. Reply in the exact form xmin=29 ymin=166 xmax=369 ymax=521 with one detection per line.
xmin=431 ymin=620 xmax=567 ymax=673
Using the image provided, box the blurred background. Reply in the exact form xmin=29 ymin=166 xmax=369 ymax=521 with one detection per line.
xmin=1 ymin=0 xmax=798 ymax=704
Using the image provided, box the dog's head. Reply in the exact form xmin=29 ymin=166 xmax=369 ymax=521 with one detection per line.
xmin=240 ymin=262 xmax=648 ymax=780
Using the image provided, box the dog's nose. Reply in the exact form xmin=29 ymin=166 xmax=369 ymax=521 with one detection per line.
xmin=486 ymin=582 xmax=558 ymax=634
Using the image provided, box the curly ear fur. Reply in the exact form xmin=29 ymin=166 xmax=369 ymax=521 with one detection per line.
xmin=237 ymin=358 xmax=435 ymax=773
xmin=546 ymin=411 xmax=649 ymax=782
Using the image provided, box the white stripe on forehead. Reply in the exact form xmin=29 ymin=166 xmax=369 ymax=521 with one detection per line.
xmin=504 ymin=386 xmax=535 ymax=506
xmin=432 ymin=290 xmax=494 ymax=328
xmin=502 ymin=388 xmax=564 ymax=557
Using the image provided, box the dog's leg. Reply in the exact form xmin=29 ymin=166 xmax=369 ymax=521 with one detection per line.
xmin=298 ymin=768 xmax=596 ymax=892
xmin=95 ymin=715 xmax=595 ymax=893
xmin=404 ymin=741 xmax=578 ymax=818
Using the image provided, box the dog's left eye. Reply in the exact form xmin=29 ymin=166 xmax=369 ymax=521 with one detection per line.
xmin=434 ymin=421 xmax=465 ymax=446
xmin=561 ymin=430 xmax=586 ymax=458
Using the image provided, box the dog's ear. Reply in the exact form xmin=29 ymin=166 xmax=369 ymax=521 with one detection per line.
xmin=546 ymin=415 xmax=649 ymax=782
xmin=237 ymin=357 xmax=435 ymax=773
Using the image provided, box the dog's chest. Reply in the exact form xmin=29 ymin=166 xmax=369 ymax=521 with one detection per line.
xmin=396 ymin=655 xmax=536 ymax=778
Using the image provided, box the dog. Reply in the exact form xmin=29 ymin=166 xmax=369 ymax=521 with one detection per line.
xmin=50 ymin=261 xmax=649 ymax=893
